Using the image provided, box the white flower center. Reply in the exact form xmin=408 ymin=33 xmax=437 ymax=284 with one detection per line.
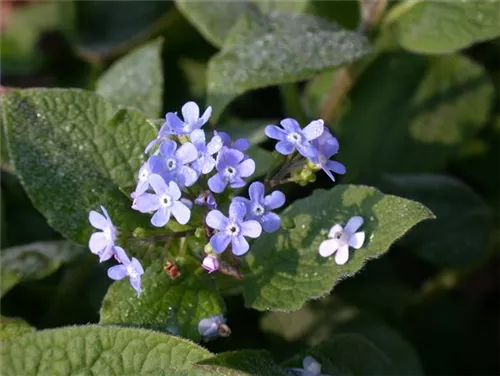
xmin=160 ymin=194 xmax=172 ymax=207
xmin=139 ymin=169 xmax=149 ymax=180
xmin=226 ymin=222 xmax=240 ymax=236
xmin=286 ymin=132 xmax=302 ymax=144
xmin=252 ymin=204 xmax=265 ymax=216
xmin=224 ymin=166 xmax=236 ymax=179
xmin=166 ymin=158 xmax=177 ymax=170
xmin=127 ymin=264 xmax=139 ymax=278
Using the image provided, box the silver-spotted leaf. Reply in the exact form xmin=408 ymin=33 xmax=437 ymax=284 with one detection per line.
xmin=243 ymin=185 xmax=434 ymax=311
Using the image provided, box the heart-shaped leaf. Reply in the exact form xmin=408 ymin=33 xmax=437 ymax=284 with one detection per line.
xmin=243 ymin=185 xmax=433 ymax=311
xmin=1 ymin=89 xmax=156 ymax=244
xmin=1 ymin=325 xmax=212 ymax=375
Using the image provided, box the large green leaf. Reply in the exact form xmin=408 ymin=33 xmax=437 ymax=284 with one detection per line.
xmin=1 ymin=89 xmax=156 ymax=244
xmin=75 ymin=1 xmax=172 ymax=61
xmin=100 ymin=263 xmax=225 ymax=341
xmin=207 ymin=11 xmax=371 ymax=120
xmin=96 ymin=38 xmax=164 ymax=118
xmin=0 ymin=316 xmax=35 ymax=343
xmin=390 ymin=0 xmax=500 ymax=54
xmin=1 ymin=325 xmax=212 ymax=376
xmin=337 ymin=52 xmax=494 ymax=183
xmin=282 ymin=333 xmax=391 ymax=375
xmin=381 ymin=174 xmax=492 ymax=268
xmin=243 ymin=185 xmax=433 ymax=311
xmin=1 ymin=241 xmax=84 ymax=297
xmin=174 ymin=0 xmax=255 ymax=48
xmin=197 ymin=350 xmax=288 ymax=376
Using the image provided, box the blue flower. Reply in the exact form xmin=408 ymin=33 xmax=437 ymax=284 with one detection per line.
xmin=198 ymin=314 xmax=227 ymax=339
xmin=107 ymin=246 xmax=144 ymax=297
xmin=190 ymin=129 xmax=223 ymax=175
xmin=288 ymin=356 xmax=329 ymax=376
xmin=195 ymin=190 xmax=217 ymax=210
xmin=88 ymin=205 xmax=117 ymax=262
xmin=309 ymin=130 xmax=346 ymax=182
xmin=132 ymin=155 xmax=164 ymax=197
xmin=167 ymin=101 xmax=212 ymax=135
xmin=265 ymin=118 xmax=324 ymax=158
xmin=234 ymin=182 xmax=285 ymax=233
xmin=208 ymin=148 xmax=255 ymax=193
xmin=158 ymin=140 xmax=198 ymax=187
xmin=214 ymin=131 xmax=250 ymax=152
xmin=132 ymin=174 xmax=191 ymax=227
xmin=206 ymin=201 xmax=262 ymax=255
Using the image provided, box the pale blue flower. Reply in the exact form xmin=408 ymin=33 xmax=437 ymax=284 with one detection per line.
xmin=167 ymin=101 xmax=212 ymax=135
xmin=198 ymin=314 xmax=226 ymax=339
xmin=234 ymin=182 xmax=285 ymax=233
xmin=309 ymin=129 xmax=346 ymax=182
xmin=190 ymin=129 xmax=223 ymax=175
xmin=132 ymin=174 xmax=191 ymax=227
xmin=133 ymin=155 xmax=164 ymax=197
xmin=288 ymin=356 xmax=330 ymax=376
xmin=319 ymin=216 xmax=365 ymax=265
xmin=158 ymin=140 xmax=198 ymax=187
xmin=265 ymin=118 xmax=324 ymax=158
xmin=88 ymin=205 xmax=117 ymax=262
xmin=208 ymin=148 xmax=255 ymax=193
xmin=206 ymin=200 xmax=262 ymax=256
xmin=214 ymin=131 xmax=250 ymax=152
xmin=107 ymin=246 xmax=144 ymax=297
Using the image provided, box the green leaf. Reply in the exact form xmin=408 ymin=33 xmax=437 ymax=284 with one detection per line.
xmin=246 ymin=147 xmax=276 ymax=178
xmin=337 ymin=52 xmax=494 ymax=183
xmin=174 ymin=0 xmax=255 ymax=48
xmin=243 ymin=184 xmax=434 ymax=311
xmin=1 ymin=89 xmax=156 ymax=244
xmin=1 ymin=325 xmax=212 ymax=376
xmin=75 ymin=1 xmax=172 ymax=61
xmin=197 ymin=350 xmax=288 ymax=376
xmin=1 ymin=241 xmax=84 ymax=297
xmin=100 ymin=263 xmax=225 ymax=341
xmin=381 ymin=174 xmax=492 ymax=268
xmin=283 ymin=333 xmax=391 ymax=375
xmin=0 ymin=316 xmax=35 ymax=342
xmin=390 ymin=0 xmax=500 ymax=54
xmin=207 ymin=11 xmax=371 ymax=120
xmin=96 ymin=38 xmax=164 ymax=118
xmin=0 ymin=2 xmax=75 ymax=74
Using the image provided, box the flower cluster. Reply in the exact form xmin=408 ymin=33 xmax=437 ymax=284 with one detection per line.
xmin=86 ymin=101 xmax=349 ymax=298
xmin=88 ymin=206 xmax=144 ymax=296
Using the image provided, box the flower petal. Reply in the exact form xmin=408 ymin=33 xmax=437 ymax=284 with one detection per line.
xmin=131 ymin=257 xmax=145 ymax=275
xmin=231 ymin=234 xmax=250 ymax=256
xmin=132 ymin=193 xmax=160 ymax=213
xmin=166 ymin=181 xmax=181 ymax=200
xmin=179 ymin=166 xmax=198 ymax=187
xmin=275 ymin=140 xmax=295 ymax=155
xmin=148 ymin=174 xmax=168 ymax=196
xmin=303 ymin=356 xmax=322 ymax=374
xmin=280 ymin=118 xmax=301 ymax=132
xmin=260 ymin=212 xmax=280 ymax=233
xmin=182 ymin=101 xmax=200 ymax=123
xmin=229 ymin=201 xmax=247 ymax=222
xmin=113 ymin=246 xmax=130 ymax=264
xmin=176 ymin=142 xmax=198 ymax=164
xmin=89 ymin=211 xmax=107 ymax=230
xmin=107 ymin=265 xmax=128 ymax=280
xmin=208 ymin=173 xmax=227 ymax=193
xmin=344 ymin=216 xmax=364 ymax=235
xmin=326 ymin=160 xmax=346 ymax=175
xmin=321 ymin=165 xmax=336 ymax=182
xmin=171 ymin=201 xmax=191 ymax=224
xmin=151 ymin=206 xmax=171 ymax=227
xmin=318 ymin=238 xmax=340 ymax=257
xmin=206 ymin=135 xmax=223 ymax=155
xmin=99 ymin=245 xmax=115 ymax=263
xmin=240 ymin=220 xmax=262 ymax=238
xmin=233 ymin=138 xmax=250 ymax=151
xmin=134 ymin=179 xmax=150 ymax=197
xmin=159 ymin=140 xmax=177 ymax=157
xmin=166 ymin=112 xmax=185 ymax=134
xmin=263 ymin=190 xmax=285 ymax=210
xmin=296 ymin=141 xmax=317 ymax=159
xmin=89 ymin=232 xmax=107 ymax=255
xmin=328 ymin=224 xmax=344 ymax=238
xmin=199 ymin=106 xmax=212 ymax=125
xmin=248 ymin=181 xmax=264 ymax=203
xmin=206 ymin=210 xmax=229 ymax=230
xmin=335 ymin=244 xmax=350 ymax=265
xmin=130 ymin=276 xmax=143 ymax=297
xmin=229 ymin=176 xmax=246 ymax=189
xmin=348 ymin=231 xmax=365 ymax=249
xmin=200 ymin=156 xmax=216 ymax=175
xmin=210 ymin=232 xmax=231 ymax=253
xmin=265 ymin=125 xmax=287 ymax=140
xmin=302 ymin=119 xmax=324 ymax=141
xmin=189 ymin=129 xmax=206 ymax=150
xmin=238 ymin=158 xmax=255 ymax=178
xmin=144 ymin=138 xmax=159 ymax=154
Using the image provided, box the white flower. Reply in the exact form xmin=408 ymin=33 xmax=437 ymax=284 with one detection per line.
xmin=289 ymin=356 xmax=330 ymax=376
xmin=319 ymin=216 xmax=365 ymax=265
xmin=198 ymin=314 xmax=228 ymax=340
